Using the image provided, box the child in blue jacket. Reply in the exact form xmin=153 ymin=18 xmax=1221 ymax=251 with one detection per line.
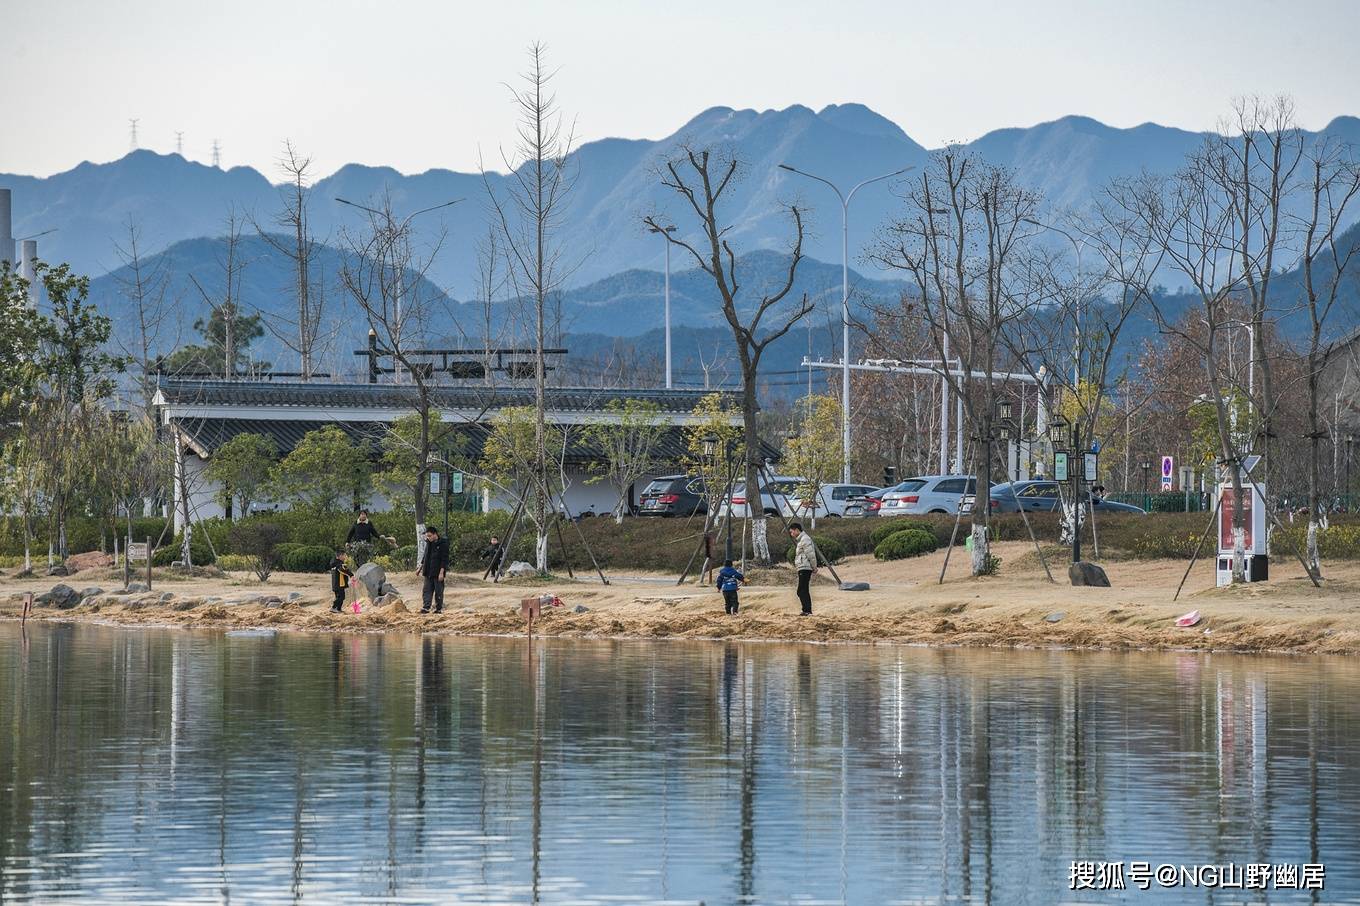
xmin=715 ymin=559 xmax=744 ymax=614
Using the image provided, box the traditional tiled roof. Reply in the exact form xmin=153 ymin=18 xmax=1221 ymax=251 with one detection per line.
xmin=167 ymin=416 xmax=779 ymax=464
xmin=156 ymin=378 xmax=738 ymax=415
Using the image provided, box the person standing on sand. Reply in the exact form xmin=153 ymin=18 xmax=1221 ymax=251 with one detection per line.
xmin=716 ymin=559 xmax=744 ymax=614
xmin=346 ymin=511 xmax=396 ymax=546
xmin=480 ymin=535 xmax=505 ymax=574
xmin=329 ymin=551 xmax=352 ymax=613
xmin=789 ymin=523 xmax=815 ymax=616
xmin=418 ymin=526 xmax=449 ymax=614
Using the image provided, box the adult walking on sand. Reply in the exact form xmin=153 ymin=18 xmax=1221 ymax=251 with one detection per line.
xmin=789 ymin=523 xmax=815 ymax=616
xmin=418 ymin=526 xmax=449 ymax=614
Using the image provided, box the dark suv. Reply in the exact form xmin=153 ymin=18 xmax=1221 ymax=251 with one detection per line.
xmin=638 ymin=475 xmax=707 ymax=517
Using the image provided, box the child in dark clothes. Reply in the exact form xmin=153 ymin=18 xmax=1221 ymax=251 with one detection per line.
xmin=715 ymin=559 xmax=744 ymax=614
xmin=329 ymin=551 xmax=353 ymax=613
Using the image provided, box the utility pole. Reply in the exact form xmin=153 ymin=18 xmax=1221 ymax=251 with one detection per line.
xmin=129 ymin=118 xmax=139 ymax=151
xmin=175 ymin=131 xmax=184 ymax=156
xmin=211 ymin=140 xmax=221 ymax=169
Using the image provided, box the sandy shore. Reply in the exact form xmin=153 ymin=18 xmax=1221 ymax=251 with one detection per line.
xmin=3 ymin=541 xmax=1359 ymax=654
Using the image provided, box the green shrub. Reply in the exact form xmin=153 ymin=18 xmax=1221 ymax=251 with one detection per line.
xmin=280 ymin=545 xmax=336 ymax=573
xmin=784 ymin=534 xmax=846 ymax=566
xmin=152 ymin=531 xmax=217 ymax=566
xmin=874 ymin=528 xmax=938 ymax=560
xmin=869 ymin=519 xmax=938 ymax=548
xmin=216 ymin=554 xmax=253 ymax=572
xmin=390 ymin=545 xmax=418 ymax=570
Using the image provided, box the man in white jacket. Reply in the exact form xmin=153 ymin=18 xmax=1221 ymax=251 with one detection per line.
xmin=789 ymin=523 xmax=816 ymax=616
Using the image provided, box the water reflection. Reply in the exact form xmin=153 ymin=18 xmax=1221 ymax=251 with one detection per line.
xmin=1 ymin=623 xmax=1358 ymax=904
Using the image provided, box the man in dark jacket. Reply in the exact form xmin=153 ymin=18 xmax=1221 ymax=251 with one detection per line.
xmin=418 ymin=526 xmax=449 ymax=614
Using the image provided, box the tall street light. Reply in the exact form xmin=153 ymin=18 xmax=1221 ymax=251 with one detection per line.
xmin=779 ymin=162 xmax=915 ymax=483
xmin=336 ymin=196 xmax=462 ymax=379
xmin=1024 ymin=218 xmax=1087 ymax=387
xmin=649 ymin=224 xmax=677 ymax=388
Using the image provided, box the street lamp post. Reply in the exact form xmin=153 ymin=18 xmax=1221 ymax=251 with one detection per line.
xmin=649 ymin=224 xmax=677 ymax=388
xmin=1050 ymin=414 xmax=1081 ymax=563
xmin=1024 ymin=219 xmax=1087 ymax=387
xmin=1140 ymin=460 xmax=1152 ymax=511
xmin=778 ymin=162 xmax=915 ymax=483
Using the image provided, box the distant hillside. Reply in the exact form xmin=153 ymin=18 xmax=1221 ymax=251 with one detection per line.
xmin=12 ymin=105 xmax=1359 ymax=292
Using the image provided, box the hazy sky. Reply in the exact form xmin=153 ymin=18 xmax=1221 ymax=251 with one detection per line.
xmin=2 ymin=0 xmax=1356 ymax=179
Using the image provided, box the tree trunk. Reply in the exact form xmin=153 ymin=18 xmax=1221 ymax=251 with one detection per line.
xmin=740 ymin=369 xmax=770 ymax=565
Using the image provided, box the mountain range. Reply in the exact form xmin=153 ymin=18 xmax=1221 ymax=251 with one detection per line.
xmin=11 ymin=104 xmax=1360 ymax=295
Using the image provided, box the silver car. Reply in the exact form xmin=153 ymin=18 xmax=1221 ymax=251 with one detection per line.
xmin=781 ymin=483 xmax=882 ymax=519
xmin=878 ymin=475 xmax=977 ymax=516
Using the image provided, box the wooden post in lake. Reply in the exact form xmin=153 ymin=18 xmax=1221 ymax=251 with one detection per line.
xmin=21 ymin=592 xmax=33 ymax=627
xmin=146 ymin=536 xmax=153 ymax=590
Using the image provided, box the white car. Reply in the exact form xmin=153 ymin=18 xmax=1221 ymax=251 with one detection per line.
xmin=780 ymin=483 xmax=882 ymax=519
xmin=719 ymin=476 xmax=807 ymax=518
xmin=879 ymin=475 xmax=977 ymax=515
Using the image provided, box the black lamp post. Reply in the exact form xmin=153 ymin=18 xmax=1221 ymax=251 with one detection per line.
xmin=1049 ymin=414 xmax=1080 ymax=563
xmin=1140 ymin=460 xmax=1152 ymax=510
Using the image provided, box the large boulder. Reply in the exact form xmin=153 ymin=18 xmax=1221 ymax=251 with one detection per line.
xmin=68 ymin=551 xmax=113 ymax=572
xmin=37 ymin=584 xmax=80 ymax=609
xmin=79 ymin=586 xmax=105 ymax=602
xmin=506 ymin=560 xmax=536 ymax=578
xmin=47 ymin=565 xmax=70 ymax=577
xmin=352 ymin=562 xmax=387 ymax=601
xmin=1068 ymin=561 xmax=1111 ymax=587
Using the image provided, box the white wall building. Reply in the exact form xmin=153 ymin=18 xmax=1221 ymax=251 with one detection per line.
xmin=155 ymin=378 xmax=748 ymax=533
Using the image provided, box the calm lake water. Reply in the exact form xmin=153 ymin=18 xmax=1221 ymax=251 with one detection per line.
xmin=1 ymin=622 xmax=1358 ymax=905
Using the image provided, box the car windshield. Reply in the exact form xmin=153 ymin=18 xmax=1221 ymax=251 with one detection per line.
xmin=991 ymin=483 xmax=1017 ymax=497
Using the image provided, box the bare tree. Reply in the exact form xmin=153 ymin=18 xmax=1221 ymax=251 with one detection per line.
xmin=1109 ymin=155 xmax=1258 ymax=580
xmin=875 ymin=148 xmax=1045 ymax=575
xmin=1296 ymin=139 xmax=1360 ymax=573
xmin=483 ymin=42 xmax=578 ymax=573
xmin=112 ymin=218 xmax=177 ymax=415
xmin=645 ymin=147 xmax=811 ymax=565
xmin=1210 ymin=97 xmax=1305 ymax=493
xmin=254 ymin=141 xmax=329 ymax=379
xmin=338 ymin=191 xmax=450 ymax=551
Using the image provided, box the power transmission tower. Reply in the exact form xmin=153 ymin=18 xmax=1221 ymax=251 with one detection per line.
xmin=211 ymin=139 xmax=221 ymax=168
xmin=175 ymin=131 xmax=184 ymax=155
xmin=129 ymin=118 xmax=139 ymax=150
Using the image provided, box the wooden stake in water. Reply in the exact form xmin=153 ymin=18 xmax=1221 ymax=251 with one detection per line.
xmin=21 ymin=592 xmax=34 ymax=627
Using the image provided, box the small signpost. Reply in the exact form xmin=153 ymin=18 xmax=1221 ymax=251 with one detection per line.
xmin=127 ymin=542 xmax=149 ymax=561
xmin=1161 ymin=455 xmax=1174 ymax=491
xmin=429 ymin=470 xmax=442 ymax=495
xmin=1054 ymin=451 xmax=1069 ymax=482
xmin=521 ymin=595 xmax=543 ymax=637
xmin=1083 ymin=452 xmax=1098 ymax=483
xmin=450 ymin=471 xmax=464 ymax=494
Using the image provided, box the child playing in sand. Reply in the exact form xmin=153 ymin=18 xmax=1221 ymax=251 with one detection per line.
xmin=329 ymin=551 xmax=353 ymax=613
xmin=716 ymin=559 xmax=744 ymax=615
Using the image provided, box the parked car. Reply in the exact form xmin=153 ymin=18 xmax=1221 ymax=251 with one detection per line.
xmin=781 ymin=483 xmax=882 ymax=519
xmin=637 ymin=475 xmax=707 ymax=517
xmin=879 ymin=475 xmax=977 ymax=515
xmin=719 ymin=476 xmax=807 ymax=518
xmin=844 ymin=487 xmax=891 ymax=518
xmin=989 ymin=481 xmax=1147 ymax=515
